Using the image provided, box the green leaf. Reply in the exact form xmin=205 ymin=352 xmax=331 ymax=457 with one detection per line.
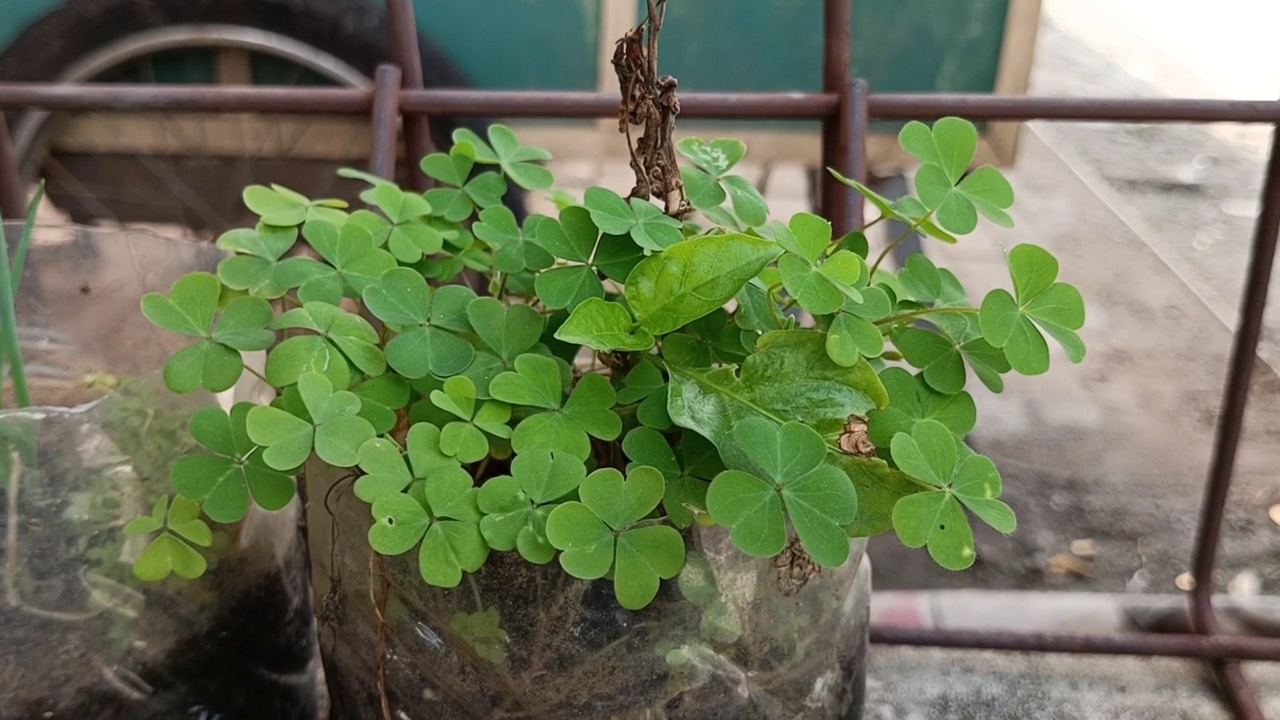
xmin=578 ymin=466 xmax=664 ymax=530
xmin=369 ymin=492 xmax=431 ymax=555
xmin=707 ymin=418 xmax=858 ymax=567
xmin=163 ymin=341 xmax=243 ymax=394
xmin=450 ymin=607 xmax=509 ymax=663
xmin=887 ymin=419 xmax=1015 ymax=569
xmin=630 ymin=199 xmax=684 ymax=252
xmin=677 ymin=137 xmax=746 ymax=177
xmin=133 ymin=532 xmax=207 ymax=582
xmin=473 ymin=206 xmax=554 ymax=273
xmin=545 ymin=502 xmax=614 ymax=578
xmin=891 ymin=490 xmax=974 ymax=570
xmin=616 ymin=359 xmax=665 ymax=405
xmin=779 ymin=254 xmax=844 ymax=315
xmin=705 ymin=470 xmax=785 ymax=557
xmin=534 ymin=264 xmax=604 ymax=311
xmin=667 ymin=329 xmax=887 ymax=448
xmin=302 ymin=220 xmax=396 ymax=297
xmin=509 ymin=373 xmax=619 ymax=461
xmin=583 ymin=187 xmax=636 ymax=236
xmin=264 ymin=335 xmax=350 ymax=390
xmin=419 ymin=520 xmax=489 ymax=588
xmin=142 ymin=272 xmax=220 ymax=337
xmin=778 ymin=212 xmax=831 ymax=265
xmin=867 ymin=367 xmax=976 ymax=446
xmin=681 ymin=167 xmax=726 ymax=209
xmin=979 ymin=244 xmax=1085 ymax=375
xmin=536 ymin=206 xmax=599 ymax=262
xmin=355 ymin=438 xmax=413 ymax=502
xmin=172 ymin=404 xmax=295 ymax=522
xmin=472 ymin=124 xmax=554 ymax=190
xmin=613 ymin=525 xmax=685 ymax=609
xmin=827 ymin=313 xmax=884 ymax=365
xmin=593 ymin=233 xmax=645 ymax=283
xmin=899 ymin=118 xmax=977 ymax=184
xmin=721 ymin=175 xmax=768 ymax=227
xmin=478 ymin=450 xmax=585 ymax=564
xmin=489 ymin=354 xmax=563 ymax=409
xmin=626 ymin=234 xmax=781 ymax=335
xmin=216 ymin=225 xmax=297 ymax=262
xmin=623 ymin=427 xmax=717 ymax=529
xmin=554 ymin=297 xmax=654 ymax=352
xmin=364 ymin=269 xmax=477 ymax=378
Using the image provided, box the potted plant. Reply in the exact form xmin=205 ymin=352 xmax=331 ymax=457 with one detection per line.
xmin=0 ymin=213 xmax=323 ymax=719
xmin=129 ymin=115 xmax=1086 ymax=718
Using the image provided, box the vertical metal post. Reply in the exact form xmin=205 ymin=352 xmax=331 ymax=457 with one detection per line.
xmin=386 ymin=0 xmax=431 ymax=189
xmin=847 ymin=78 xmax=869 ymax=230
xmin=821 ymin=0 xmax=853 ymax=234
xmin=0 ymin=114 xmax=23 ymax=220
xmin=369 ymin=64 xmax=403 ymax=180
xmin=1188 ymin=123 xmax=1280 ymax=720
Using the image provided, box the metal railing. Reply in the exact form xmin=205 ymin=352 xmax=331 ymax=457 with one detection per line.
xmin=0 ymin=0 xmax=1277 ymax=716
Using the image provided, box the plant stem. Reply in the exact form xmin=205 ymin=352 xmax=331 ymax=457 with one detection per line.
xmin=0 ymin=218 xmax=32 ymax=408
xmin=243 ymin=364 xmax=270 ymax=385
xmin=874 ymin=306 xmax=978 ymax=327
xmin=10 ymin=182 xmax=44 ymax=295
xmin=764 ymin=282 xmax=785 ymax=327
xmin=868 ymin=214 xmax=930 ymax=276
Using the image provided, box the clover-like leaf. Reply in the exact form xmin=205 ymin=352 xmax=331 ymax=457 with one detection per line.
xmin=979 ymin=244 xmax=1086 ymax=376
xmin=301 ymin=219 xmax=396 ymax=298
xmin=216 ymin=225 xmax=331 ymax=299
xmin=623 ymin=427 xmax=722 ymax=529
xmin=246 ymin=372 xmax=374 ymax=470
xmin=142 ymin=272 xmax=275 ymax=393
xmin=421 ymin=143 xmax=508 ymax=222
xmin=466 ymin=297 xmax=545 ymax=363
xmin=473 ymin=205 xmax=554 ymax=273
xmin=626 ymin=233 xmax=781 ymax=335
xmin=546 ymin=466 xmax=685 ymax=609
xmin=901 ymin=118 xmax=1013 ymax=235
xmin=453 ymin=124 xmax=553 ymax=190
xmin=534 ymin=265 xmax=604 ymax=311
xmin=616 ymin=359 xmax=672 ymax=430
xmin=243 ymin=184 xmax=347 ymax=227
xmin=269 ymin=301 xmax=385 ymax=381
xmin=554 ymin=297 xmax=654 ymax=352
xmin=128 ymin=495 xmax=213 ymax=582
xmin=706 ymin=418 xmax=858 ymax=568
xmin=493 ymin=360 xmax=620 ymax=461
xmin=172 ymin=403 xmax=296 ymax=523
xmin=477 ymin=449 xmax=587 ymax=564
xmin=677 ymin=137 xmax=746 ymax=178
xmin=867 ymin=367 xmax=975 ymax=447
xmin=450 ymin=607 xmax=509 ymax=664
xmin=369 ymin=464 xmax=489 ymax=588
xmin=890 ymin=325 xmax=1009 ymax=395
xmin=429 ymin=376 xmax=511 ymax=463
xmin=362 ymin=268 xmax=477 ymax=378
xmin=354 ymin=424 xmax=461 ymax=503
xmin=888 ymin=419 xmax=1016 ymax=570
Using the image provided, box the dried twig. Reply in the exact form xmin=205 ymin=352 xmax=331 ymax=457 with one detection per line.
xmin=612 ymin=0 xmax=691 ymax=218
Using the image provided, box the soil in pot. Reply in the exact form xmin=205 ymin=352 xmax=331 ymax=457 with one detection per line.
xmin=304 ymin=461 xmax=870 ymax=720
xmin=1 ymin=225 xmax=325 ymax=719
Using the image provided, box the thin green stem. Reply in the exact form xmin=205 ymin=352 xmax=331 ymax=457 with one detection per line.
xmin=243 ymin=364 xmax=270 ymax=385
xmin=764 ymin=282 xmax=785 ymax=327
xmin=874 ymin=306 xmax=978 ymax=327
xmin=10 ymin=182 xmax=44 ymax=295
xmin=0 ymin=208 xmax=35 ymax=408
xmin=868 ymin=214 xmax=930 ymax=276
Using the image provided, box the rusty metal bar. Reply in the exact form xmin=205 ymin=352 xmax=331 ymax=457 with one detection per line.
xmin=0 ymin=113 xmax=22 ymax=219
xmin=1186 ymin=122 xmax=1280 ymax=720
xmin=846 ymin=78 xmax=869 ymax=230
xmin=870 ymin=626 xmax=1280 ymax=662
xmin=820 ymin=0 xmax=853 ymax=231
xmin=386 ymin=0 xmax=431 ymax=189
xmin=369 ymin=64 xmax=402 ymax=180
xmin=3 ymin=85 xmax=1280 ymax=125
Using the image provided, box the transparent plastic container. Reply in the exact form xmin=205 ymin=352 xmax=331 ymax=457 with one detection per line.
xmin=0 ymin=224 xmax=322 ymax=720
xmin=305 ymin=460 xmax=870 ymax=720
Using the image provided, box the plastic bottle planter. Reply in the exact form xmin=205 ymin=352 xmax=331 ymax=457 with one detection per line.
xmin=0 ymin=224 xmax=321 ymax=720
xmin=305 ymin=457 xmax=870 ymax=720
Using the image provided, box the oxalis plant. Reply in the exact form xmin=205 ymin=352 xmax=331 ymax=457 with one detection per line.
xmin=128 ymin=117 xmax=1086 ymax=609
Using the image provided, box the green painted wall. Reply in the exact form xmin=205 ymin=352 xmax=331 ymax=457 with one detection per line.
xmin=652 ymin=0 xmax=1009 ymax=93
xmin=2 ymin=0 xmax=1009 ymax=95
xmin=414 ymin=0 xmax=599 ymax=90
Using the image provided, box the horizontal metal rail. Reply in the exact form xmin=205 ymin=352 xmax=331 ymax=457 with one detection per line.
xmin=3 ymin=84 xmax=1280 ymax=124
xmin=871 ymin=626 xmax=1280 ymax=662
